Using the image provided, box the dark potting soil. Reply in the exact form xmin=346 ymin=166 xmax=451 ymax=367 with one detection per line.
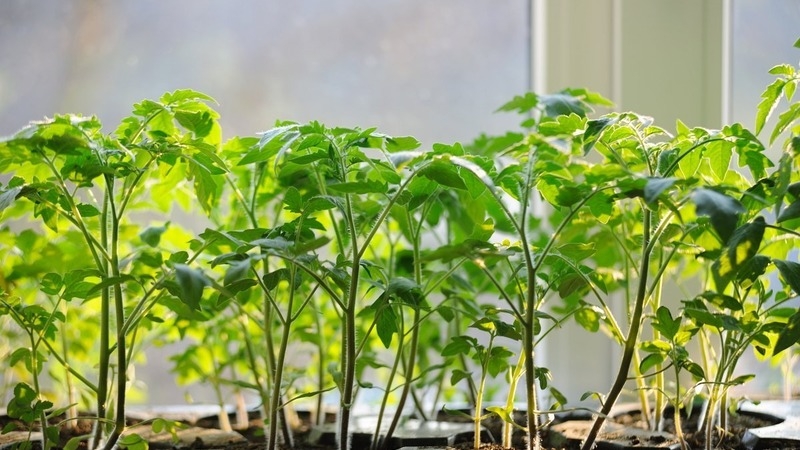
xmin=1 ymin=406 xmax=796 ymax=450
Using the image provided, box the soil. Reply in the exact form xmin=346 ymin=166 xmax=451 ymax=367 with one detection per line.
xmin=1 ymin=405 xmax=796 ymax=450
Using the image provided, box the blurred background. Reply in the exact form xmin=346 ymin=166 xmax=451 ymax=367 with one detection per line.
xmin=0 ymin=0 xmax=798 ymax=406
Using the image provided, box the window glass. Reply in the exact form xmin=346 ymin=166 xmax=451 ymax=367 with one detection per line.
xmin=730 ymin=0 xmax=800 ymax=145
xmin=0 ymin=1 xmax=528 ymax=147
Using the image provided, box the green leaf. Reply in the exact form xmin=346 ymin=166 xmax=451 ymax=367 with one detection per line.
xmin=448 ymin=370 xmax=474 ymax=390
xmin=540 ymin=93 xmax=591 ymax=118
xmin=224 ymin=258 xmax=252 ymax=286
xmin=692 ymin=188 xmax=745 ymax=244
xmin=283 ymin=187 xmax=303 ymax=213
xmin=174 ymin=264 xmax=209 ymax=310
xmin=40 ymin=273 xmax=63 ymax=295
xmin=770 ymin=103 xmax=800 ymax=145
xmin=653 ymin=306 xmax=680 ymax=340
xmin=775 ymin=259 xmax=800 ymax=295
xmin=487 ymin=347 xmax=514 ymax=377
xmin=559 ymin=274 xmax=589 ymax=300
xmin=712 ymin=218 xmax=765 ymax=291
xmin=419 ymin=162 xmax=468 ymax=191
xmin=161 ymin=89 xmax=216 ymax=105
xmin=442 ymin=336 xmax=474 ymax=357
xmin=644 ymin=177 xmax=677 ymax=204
xmin=698 ymin=291 xmax=742 ymax=311
xmin=755 ymin=79 xmax=785 ymax=135
xmin=640 ymin=353 xmax=666 ymax=374
xmin=496 ymin=92 xmax=538 ymax=113
xmin=139 ymin=223 xmax=169 ymax=248
xmin=778 ymin=199 xmax=800 ymax=222
xmin=736 ymin=254 xmax=770 ymax=284
xmin=574 ymin=306 xmax=600 ymax=332
xmin=382 ymin=277 xmax=425 ymax=307
xmin=774 ymin=310 xmax=800 ymax=355
xmin=556 ymin=242 xmax=596 ymax=261
xmin=684 ymin=306 xmax=722 ymax=328
xmin=87 ymin=275 xmax=137 ymax=296
xmin=375 ymin=306 xmax=398 ymax=348
xmin=9 ymin=348 xmax=32 ymax=368
xmin=0 ymin=185 xmax=22 ymax=213
xmin=118 ymin=433 xmax=149 ymax=450
xmin=385 ymin=135 xmax=421 ymax=152
xmin=326 ymin=180 xmax=387 ymax=194
xmin=174 ymin=110 xmax=214 ymax=138
xmin=683 ymin=361 xmax=706 ymax=379
xmin=583 ymin=116 xmax=618 ymax=154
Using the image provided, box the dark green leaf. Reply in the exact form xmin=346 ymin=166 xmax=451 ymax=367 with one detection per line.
xmin=326 ymin=180 xmax=387 ymax=194
xmin=174 ymin=264 xmax=209 ymax=310
xmin=263 ymin=268 xmax=291 ymax=290
xmin=382 ymin=277 xmax=425 ymax=307
xmin=224 ymin=258 xmax=252 ymax=286
xmin=540 ymin=93 xmax=591 ymax=118
xmin=644 ymin=177 xmax=677 ymax=204
xmin=736 ymin=254 xmax=770 ymax=284
xmin=778 ymin=199 xmax=800 ymax=222
xmin=774 ymin=311 xmax=800 ymax=355
xmin=692 ymin=188 xmax=745 ymax=244
xmin=442 ymin=336 xmax=474 ymax=357
xmin=698 ymin=291 xmax=742 ymax=311
xmin=450 ymin=369 xmax=472 ymax=386
xmin=140 ymin=223 xmax=169 ymax=248
xmin=775 ymin=259 xmax=800 ymax=295
xmin=685 ymin=308 xmax=722 ymax=328
xmin=40 ymin=273 xmax=63 ymax=295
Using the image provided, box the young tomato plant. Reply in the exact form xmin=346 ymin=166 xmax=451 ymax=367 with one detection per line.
xmin=442 ymin=89 xmax=613 ymax=449
xmin=0 ymin=89 xmax=224 ymax=449
xmin=441 ymin=308 xmax=518 ymax=450
xmin=195 ymin=120 xmax=442 ymax=450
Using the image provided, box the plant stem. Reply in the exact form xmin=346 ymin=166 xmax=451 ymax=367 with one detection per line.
xmin=503 ymin=352 xmax=525 ymax=448
xmin=266 ymin=269 xmax=297 ymax=450
xmin=383 ymin=307 xmax=420 ymax=450
xmin=92 ymin=194 xmax=110 ymax=450
xmin=103 ymin=185 xmax=125 ymax=450
xmin=581 ymin=208 xmax=652 ymax=450
xmin=313 ymin=296 xmax=328 ymax=426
